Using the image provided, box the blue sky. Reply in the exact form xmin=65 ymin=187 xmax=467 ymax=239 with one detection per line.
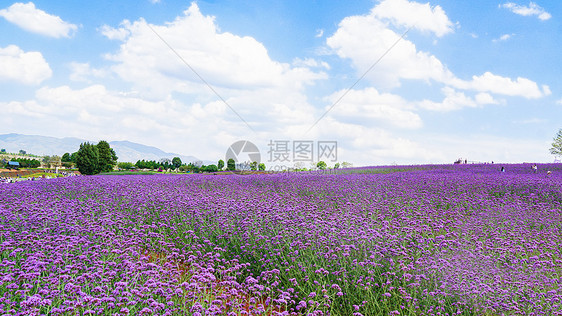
xmin=1 ymin=0 xmax=561 ymax=166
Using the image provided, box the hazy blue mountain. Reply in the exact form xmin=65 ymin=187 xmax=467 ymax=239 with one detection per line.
xmin=0 ymin=133 xmax=203 ymax=163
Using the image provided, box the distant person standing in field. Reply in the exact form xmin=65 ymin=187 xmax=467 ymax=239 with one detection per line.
xmin=532 ymin=164 xmax=538 ymax=173
xmin=501 ymin=166 xmax=505 ymax=172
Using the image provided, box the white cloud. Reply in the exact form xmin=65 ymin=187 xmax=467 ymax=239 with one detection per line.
xmin=450 ymin=72 xmax=549 ymax=99
xmin=69 ymin=62 xmax=108 ymax=82
xmin=0 ymin=83 xmax=319 ymax=163
xmin=292 ymin=57 xmax=330 ymax=70
xmin=501 ymin=2 xmax=552 ymax=21
xmin=99 ymin=21 xmax=132 ymax=41
xmin=415 ymin=134 xmax=551 ymax=164
xmin=308 ymin=119 xmax=441 ymax=164
xmin=493 ymin=33 xmax=514 ymax=42
xmin=419 ymin=87 xmax=500 ymax=112
xmin=315 ymin=29 xmax=324 ymax=38
xmin=474 ymin=92 xmax=500 ymax=105
xmin=103 ymin=3 xmax=326 ymax=99
xmin=326 ymin=87 xmax=422 ymax=129
xmin=0 ymin=2 xmax=78 ymax=38
xmin=557 ymin=99 xmax=562 ymax=105
xmin=0 ymin=45 xmax=51 ymax=85
xmin=326 ymin=11 xmax=456 ymax=89
xmin=326 ymin=0 xmax=549 ymax=99
xmin=371 ymin=0 xmax=455 ymax=37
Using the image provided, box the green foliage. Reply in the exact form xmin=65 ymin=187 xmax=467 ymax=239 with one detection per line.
xmin=258 ymin=163 xmax=266 ymax=171
xmin=11 ymin=158 xmax=41 ymax=168
xmin=117 ymin=162 xmax=134 ymax=170
xmin=19 ymin=149 xmax=26 ymax=155
xmin=334 ymin=162 xmax=340 ymax=169
xmin=61 ymin=162 xmax=73 ymax=169
xmin=76 ymin=142 xmax=99 ymax=175
xmin=135 ymin=160 xmax=161 ymax=170
xmin=317 ymin=161 xmax=327 ymax=170
xmin=70 ymin=152 xmax=78 ymax=163
xmin=178 ymin=165 xmax=190 ymax=172
xmin=217 ymin=159 xmax=224 ymax=170
xmin=250 ymin=161 xmax=258 ymax=171
xmin=203 ymin=164 xmax=218 ymax=172
xmin=187 ymin=163 xmax=200 ymax=173
xmin=550 ymin=129 xmax=562 ymax=157
xmin=172 ymin=157 xmax=182 ymax=169
xmin=227 ymin=158 xmax=236 ymax=171
xmin=61 ymin=153 xmax=71 ymax=162
xmin=0 ymin=149 xmax=5 ymax=153
xmin=97 ymin=140 xmax=118 ymax=173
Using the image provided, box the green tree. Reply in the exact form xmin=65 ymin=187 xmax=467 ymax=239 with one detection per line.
xmin=97 ymin=140 xmax=118 ymax=173
xmin=0 ymin=149 xmax=5 ymax=153
xmin=19 ymin=149 xmax=26 ymax=155
xmin=258 ymin=163 xmax=266 ymax=171
xmin=550 ymin=129 xmax=562 ymax=157
xmin=217 ymin=159 xmax=224 ymax=170
xmin=76 ymin=142 xmax=99 ymax=175
xmin=317 ymin=161 xmax=327 ymax=170
xmin=250 ymin=161 xmax=258 ymax=171
xmin=334 ymin=162 xmax=340 ymax=169
xmin=118 ymin=162 xmax=134 ymax=169
xmin=70 ymin=152 xmax=78 ymax=163
xmin=172 ymin=157 xmax=182 ymax=169
xmin=61 ymin=153 xmax=71 ymax=162
xmin=187 ymin=163 xmax=200 ymax=173
xmin=204 ymin=164 xmax=218 ymax=172
xmin=227 ymin=158 xmax=236 ymax=171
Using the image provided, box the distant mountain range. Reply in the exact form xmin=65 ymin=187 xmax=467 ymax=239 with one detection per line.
xmin=0 ymin=133 xmax=204 ymax=164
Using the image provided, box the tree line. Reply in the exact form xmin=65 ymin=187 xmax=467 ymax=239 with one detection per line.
xmin=0 ymin=157 xmax=41 ymax=168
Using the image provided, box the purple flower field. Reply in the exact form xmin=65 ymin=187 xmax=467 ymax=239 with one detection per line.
xmin=1 ymin=164 xmax=561 ymax=315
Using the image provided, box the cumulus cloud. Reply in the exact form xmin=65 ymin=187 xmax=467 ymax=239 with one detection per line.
xmin=326 ymin=11 xmax=456 ymax=89
xmin=0 ymin=83 xmax=320 ymax=163
xmin=371 ymin=0 xmax=455 ymax=37
xmin=419 ymin=87 xmax=501 ymax=111
xmin=99 ymin=20 xmax=132 ymax=41
xmin=450 ymin=72 xmax=550 ymax=99
xmin=501 ymin=2 xmax=552 ymax=21
xmin=102 ymin=3 xmax=326 ymax=99
xmin=325 ymin=87 xmax=422 ymax=129
xmin=0 ymin=2 xmax=78 ymax=38
xmin=326 ymin=0 xmax=549 ymax=100
xmin=0 ymin=45 xmax=51 ymax=85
